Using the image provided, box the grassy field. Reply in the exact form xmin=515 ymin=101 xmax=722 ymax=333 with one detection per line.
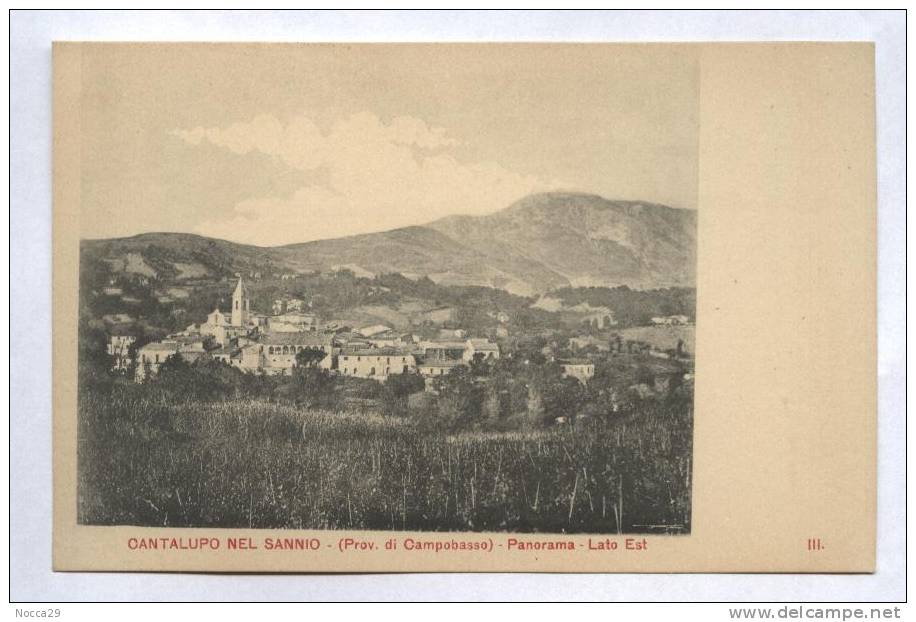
xmin=77 ymin=385 xmax=692 ymax=534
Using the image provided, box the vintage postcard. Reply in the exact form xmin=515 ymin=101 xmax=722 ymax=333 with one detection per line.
xmin=53 ymin=42 xmax=876 ymax=572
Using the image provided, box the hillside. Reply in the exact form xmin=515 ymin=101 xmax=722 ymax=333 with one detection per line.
xmin=80 ymin=232 xmax=288 ymax=282
xmin=81 ymin=191 xmax=696 ymax=295
xmin=428 ymin=193 xmax=696 ymax=292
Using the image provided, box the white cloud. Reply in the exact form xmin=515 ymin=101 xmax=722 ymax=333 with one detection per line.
xmin=172 ymin=112 xmax=558 ymax=245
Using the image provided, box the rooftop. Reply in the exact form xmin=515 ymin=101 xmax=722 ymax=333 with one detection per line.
xmin=271 ymin=312 xmax=316 ymax=321
xmin=418 ymin=360 xmax=465 ymax=369
xmin=139 ymin=341 xmax=180 ymax=352
xmin=421 ymin=340 xmax=467 ymax=349
xmin=168 ymin=334 xmax=205 ymax=343
xmin=558 ymin=358 xmax=594 ymax=366
xmin=358 ymin=324 xmax=392 ymax=337
xmin=260 ymin=332 xmax=333 ymax=346
xmin=341 ymin=347 xmax=414 ymax=357
xmin=468 ymin=339 xmax=499 ymax=350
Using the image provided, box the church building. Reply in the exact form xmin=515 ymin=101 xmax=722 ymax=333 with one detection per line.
xmin=231 ymin=276 xmax=250 ymax=327
xmin=198 ymin=277 xmax=254 ymax=346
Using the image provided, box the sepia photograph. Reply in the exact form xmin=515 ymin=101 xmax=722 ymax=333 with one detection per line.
xmin=73 ymin=44 xmax=697 ymax=535
xmin=10 ymin=7 xmax=893 ymax=602
xmin=22 ymin=8 xmax=892 ymax=594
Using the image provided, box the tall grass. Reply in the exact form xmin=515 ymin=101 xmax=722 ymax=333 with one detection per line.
xmin=78 ymin=385 xmax=692 ymax=533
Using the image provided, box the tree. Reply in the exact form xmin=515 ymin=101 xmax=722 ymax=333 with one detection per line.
xmin=385 ymin=372 xmax=425 ymax=399
xmin=381 ymin=372 xmax=426 ymax=417
xmin=512 ymin=335 xmax=547 ymax=366
xmin=282 ymin=366 xmax=337 ymax=409
xmin=154 ymin=355 xmax=241 ymax=401
xmin=295 ymin=347 xmax=327 ymax=368
xmin=609 ymin=333 xmax=623 ymax=354
xmin=468 ymin=352 xmax=491 ymax=377
xmin=533 ymin=363 xmax=587 ymax=425
xmin=78 ymin=318 xmax=113 ymax=373
xmin=487 ymin=358 xmax=529 ymax=424
xmin=635 ymin=365 xmax=654 ymax=387
xmin=433 ymin=366 xmax=484 ymax=431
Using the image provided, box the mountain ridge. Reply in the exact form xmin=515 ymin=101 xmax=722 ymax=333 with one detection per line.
xmin=82 ymin=192 xmax=696 ymax=295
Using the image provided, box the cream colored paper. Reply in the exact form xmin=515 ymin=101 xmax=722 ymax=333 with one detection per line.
xmin=53 ymin=42 xmax=875 ymax=572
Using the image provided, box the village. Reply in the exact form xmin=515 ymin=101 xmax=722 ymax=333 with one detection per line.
xmin=105 ymin=275 xmax=694 ymax=397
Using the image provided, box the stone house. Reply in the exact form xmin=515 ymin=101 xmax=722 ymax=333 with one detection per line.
xmin=135 ymin=341 xmax=181 ymax=381
xmin=259 ymin=332 xmax=335 ymax=373
xmin=463 ymin=338 xmax=500 ymax=362
xmin=558 ymin=358 xmax=596 ymax=384
xmin=419 ymin=340 xmax=467 ymax=361
xmin=268 ymin=312 xmax=318 ymax=333
xmin=417 ymin=359 xmax=465 ymax=378
xmin=338 ymin=347 xmax=416 ymax=381
xmin=357 ymin=324 xmax=392 ymax=338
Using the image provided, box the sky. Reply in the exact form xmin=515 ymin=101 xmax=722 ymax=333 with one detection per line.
xmin=77 ymin=44 xmax=698 ymax=246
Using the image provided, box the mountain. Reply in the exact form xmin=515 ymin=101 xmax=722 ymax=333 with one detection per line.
xmin=427 ymin=192 xmax=696 ymax=294
xmin=82 ymin=192 xmax=696 ymax=295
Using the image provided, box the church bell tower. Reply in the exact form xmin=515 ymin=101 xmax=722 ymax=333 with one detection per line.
xmin=231 ymin=276 xmax=250 ymax=327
